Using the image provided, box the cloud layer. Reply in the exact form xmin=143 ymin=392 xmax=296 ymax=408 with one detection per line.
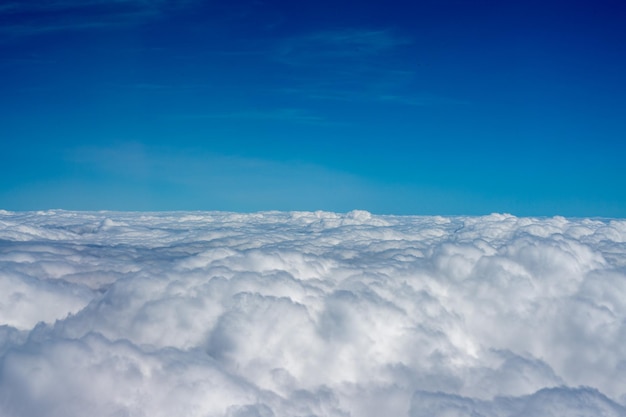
xmin=1 ymin=210 xmax=626 ymax=416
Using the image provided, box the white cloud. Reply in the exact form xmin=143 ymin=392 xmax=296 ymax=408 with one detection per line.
xmin=1 ymin=210 xmax=626 ymax=416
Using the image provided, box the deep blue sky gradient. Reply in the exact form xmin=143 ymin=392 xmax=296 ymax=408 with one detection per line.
xmin=1 ymin=0 xmax=625 ymax=215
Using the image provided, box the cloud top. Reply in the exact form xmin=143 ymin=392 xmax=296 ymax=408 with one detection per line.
xmin=1 ymin=210 xmax=626 ymax=416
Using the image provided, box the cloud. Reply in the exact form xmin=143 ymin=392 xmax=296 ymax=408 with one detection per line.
xmin=271 ymin=30 xmax=467 ymax=109
xmin=410 ymin=387 xmax=626 ymax=417
xmin=276 ymin=29 xmax=412 ymax=64
xmin=0 ymin=0 xmax=199 ymax=37
xmin=57 ymin=143 xmax=374 ymax=211
xmin=279 ymin=85 xmax=468 ymax=108
xmin=173 ymin=108 xmax=332 ymax=125
xmin=1 ymin=211 xmax=626 ymax=416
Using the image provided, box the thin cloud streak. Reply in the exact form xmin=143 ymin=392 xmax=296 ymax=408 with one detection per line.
xmin=278 ymin=85 xmax=468 ymax=107
xmin=53 ymin=143 xmax=375 ymax=210
xmin=0 ymin=0 xmax=200 ymax=37
xmin=275 ymin=29 xmax=412 ymax=64
xmin=171 ymin=108 xmax=331 ymax=124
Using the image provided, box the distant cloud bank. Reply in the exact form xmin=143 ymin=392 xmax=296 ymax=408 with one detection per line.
xmin=1 ymin=210 xmax=626 ymax=416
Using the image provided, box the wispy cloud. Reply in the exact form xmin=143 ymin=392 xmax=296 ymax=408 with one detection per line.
xmin=270 ymin=28 xmax=467 ymax=108
xmin=0 ymin=0 xmax=199 ymax=37
xmin=277 ymin=83 xmax=468 ymax=108
xmin=275 ymin=29 xmax=412 ymax=65
xmin=171 ymin=108 xmax=338 ymax=125
xmin=0 ymin=0 xmax=193 ymax=15
xmin=376 ymin=93 xmax=470 ymax=107
xmin=65 ymin=142 xmax=343 ymax=185
xmin=58 ymin=142 xmax=373 ymax=210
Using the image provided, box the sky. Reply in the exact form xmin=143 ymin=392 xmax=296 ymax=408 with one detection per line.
xmin=1 ymin=210 xmax=626 ymax=416
xmin=1 ymin=0 xmax=625 ymax=216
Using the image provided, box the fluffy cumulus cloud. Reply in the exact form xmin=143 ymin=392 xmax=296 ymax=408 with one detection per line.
xmin=1 ymin=209 xmax=626 ymax=416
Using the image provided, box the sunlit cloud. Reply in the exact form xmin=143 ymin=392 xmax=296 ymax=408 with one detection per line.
xmin=1 ymin=211 xmax=626 ymax=416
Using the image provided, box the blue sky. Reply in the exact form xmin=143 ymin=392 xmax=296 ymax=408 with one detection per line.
xmin=1 ymin=0 xmax=625 ymax=216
